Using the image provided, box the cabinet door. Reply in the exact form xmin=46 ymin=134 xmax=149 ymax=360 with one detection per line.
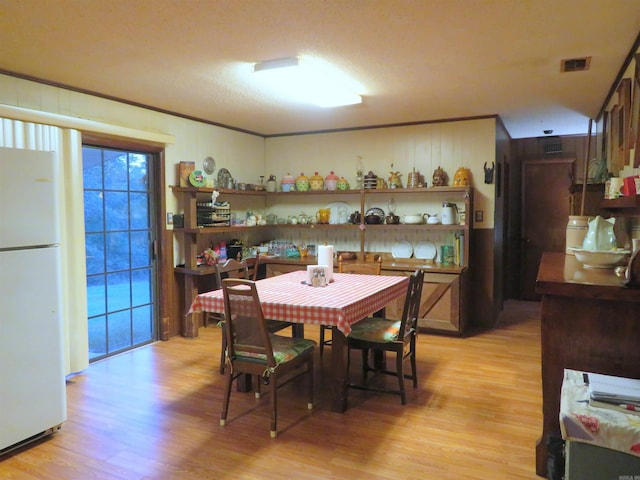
xmin=419 ymin=273 xmax=460 ymax=334
xmin=382 ymin=270 xmax=462 ymax=334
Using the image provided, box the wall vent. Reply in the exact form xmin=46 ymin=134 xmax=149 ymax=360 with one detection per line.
xmin=541 ymin=136 xmax=563 ymax=154
xmin=561 ymin=57 xmax=591 ymax=72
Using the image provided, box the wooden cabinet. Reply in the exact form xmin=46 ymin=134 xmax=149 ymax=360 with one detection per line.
xmin=171 ymin=186 xmax=473 ymax=336
xmin=534 ymin=253 xmax=640 ymax=477
xmin=382 ymin=268 xmax=469 ymax=335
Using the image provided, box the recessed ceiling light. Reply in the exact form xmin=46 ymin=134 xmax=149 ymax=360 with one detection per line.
xmin=254 ymin=56 xmax=362 ymax=108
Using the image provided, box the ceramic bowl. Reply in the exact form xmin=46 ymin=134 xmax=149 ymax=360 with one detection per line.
xmin=401 ymin=214 xmax=423 ymax=224
xmin=568 ymin=248 xmax=630 ymax=269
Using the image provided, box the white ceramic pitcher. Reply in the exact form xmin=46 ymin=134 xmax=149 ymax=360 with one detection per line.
xmin=582 ymin=215 xmax=617 ymax=251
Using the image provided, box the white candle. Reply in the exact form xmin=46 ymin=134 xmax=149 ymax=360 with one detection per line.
xmin=317 ymin=245 xmax=334 ymax=281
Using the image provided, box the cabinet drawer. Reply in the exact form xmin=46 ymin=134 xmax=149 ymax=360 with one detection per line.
xmin=266 ymin=263 xmax=306 ymax=277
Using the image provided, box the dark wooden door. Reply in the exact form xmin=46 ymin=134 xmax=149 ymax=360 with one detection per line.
xmin=521 ymin=159 xmax=574 ymax=300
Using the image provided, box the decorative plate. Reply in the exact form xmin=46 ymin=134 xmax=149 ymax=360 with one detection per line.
xmin=203 ymin=156 xmax=216 ymax=175
xmin=365 ymin=207 xmax=385 ymax=219
xmin=189 ymin=170 xmax=206 ymax=187
xmin=414 ymin=241 xmax=437 ymax=260
xmin=217 ymin=167 xmax=232 ymax=186
xmin=391 ymin=240 xmax=413 ymax=259
xmin=325 ymin=201 xmax=351 ymax=224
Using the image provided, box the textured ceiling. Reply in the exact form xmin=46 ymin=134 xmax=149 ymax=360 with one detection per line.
xmin=1 ymin=0 xmax=639 ymax=138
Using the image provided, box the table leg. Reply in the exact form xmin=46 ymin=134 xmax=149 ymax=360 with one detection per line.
xmin=182 ymin=275 xmax=200 ymax=338
xmin=236 ymin=374 xmax=252 ymax=393
xmin=373 ymin=307 xmax=385 ymax=370
xmin=330 ymin=326 xmax=348 ymax=412
xmin=292 ymin=324 xmax=305 ymax=338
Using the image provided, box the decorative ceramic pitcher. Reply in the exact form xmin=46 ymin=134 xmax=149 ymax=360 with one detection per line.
xmin=582 ymin=215 xmax=617 ymax=251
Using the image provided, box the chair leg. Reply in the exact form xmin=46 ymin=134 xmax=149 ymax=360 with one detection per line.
xmin=361 ymin=348 xmax=370 ymax=381
xmin=270 ymin=375 xmax=278 ymax=438
xmin=219 ymin=331 xmax=227 ymax=375
xmin=396 ymin=351 xmax=406 ymax=405
xmin=307 ymin=358 xmax=314 ymax=410
xmin=410 ymin=349 xmax=418 ymax=388
xmin=220 ymin=370 xmax=233 ymax=426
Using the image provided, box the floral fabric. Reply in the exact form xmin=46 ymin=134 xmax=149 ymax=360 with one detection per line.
xmin=235 ymin=334 xmax=315 ymax=365
xmin=348 ymin=317 xmax=402 ymax=342
xmin=560 ymin=369 xmax=640 ymax=458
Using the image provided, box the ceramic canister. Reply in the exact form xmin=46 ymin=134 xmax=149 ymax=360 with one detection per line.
xmin=309 ymin=172 xmax=324 ymax=191
xmin=295 ymin=172 xmax=310 ymax=192
xmin=440 ymin=245 xmax=455 ymax=265
xmin=325 ymin=171 xmax=339 ymax=191
xmin=565 ymin=215 xmax=590 ymax=255
xmin=281 ymin=173 xmax=295 ymax=192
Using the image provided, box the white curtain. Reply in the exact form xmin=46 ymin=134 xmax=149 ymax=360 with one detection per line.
xmin=0 ymin=118 xmax=88 ymax=375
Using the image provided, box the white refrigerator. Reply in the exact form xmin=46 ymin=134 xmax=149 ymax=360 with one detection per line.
xmin=0 ymin=147 xmax=67 ymax=454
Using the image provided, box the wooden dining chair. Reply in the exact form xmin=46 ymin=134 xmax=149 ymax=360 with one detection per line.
xmin=220 ymin=278 xmax=315 ymax=438
xmin=346 ymin=269 xmax=424 ymax=404
xmin=213 ymin=256 xmax=292 ymax=374
xmin=319 ymin=255 xmax=383 ymax=357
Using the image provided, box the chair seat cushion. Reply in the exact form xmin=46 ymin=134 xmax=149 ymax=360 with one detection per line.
xmin=236 ymin=334 xmax=315 ymax=365
xmin=349 ymin=317 xmax=401 ymax=342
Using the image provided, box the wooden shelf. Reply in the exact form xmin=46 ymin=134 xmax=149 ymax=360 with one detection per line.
xmin=601 ymin=195 xmax=640 ymax=209
xmin=172 ymin=184 xmax=473 ymax=337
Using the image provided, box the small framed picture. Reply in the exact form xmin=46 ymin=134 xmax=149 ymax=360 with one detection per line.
xmin=306 ymin=244 xmax=316 ymax=257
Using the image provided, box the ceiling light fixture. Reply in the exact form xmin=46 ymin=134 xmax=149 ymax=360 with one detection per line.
xmin=253 ymin=56 xmax=362 ymax=108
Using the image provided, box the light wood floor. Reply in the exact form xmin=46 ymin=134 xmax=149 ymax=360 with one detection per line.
xmin=1 ymin=300 xmax=543 ymax=479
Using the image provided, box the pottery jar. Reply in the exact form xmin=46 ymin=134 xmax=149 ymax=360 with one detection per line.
xmin=281 ymin=173 xmax=295 ymax=192
xmin=325 ymin=171 xmax=339 ymax=191
xmin=266 ymin=174 xmax=277 ymax=192
xmin=295 ymin=172 xmax=310 ymax=192
xmin=309 ymin=172 xmax=324 ymax=191
xmin=337 ymin=176 xmax=350 ymax=190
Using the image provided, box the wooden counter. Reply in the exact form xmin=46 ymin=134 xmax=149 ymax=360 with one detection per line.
xmin=535 ymin=252 xmax=640 ymax=477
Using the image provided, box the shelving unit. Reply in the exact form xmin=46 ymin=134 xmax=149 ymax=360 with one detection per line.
xmin=171 ymin=185 xmax=473 ymax=336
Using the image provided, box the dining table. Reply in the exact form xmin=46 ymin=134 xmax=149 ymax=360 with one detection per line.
xmin=188 ymin=269 xmax=410 ymax=412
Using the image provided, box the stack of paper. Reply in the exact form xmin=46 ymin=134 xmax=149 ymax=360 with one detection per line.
xmin=587 ymin=372 xmax=640 ymax=415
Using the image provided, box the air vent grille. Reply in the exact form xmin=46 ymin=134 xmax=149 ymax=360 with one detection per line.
xmin=561 ymin=57 xmax=591 ymax=72
xmin=542 ymin=136 xmax=563 ymax=154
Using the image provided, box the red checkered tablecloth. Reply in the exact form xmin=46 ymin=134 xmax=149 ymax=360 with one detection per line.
xmin=188 ymin=270 xmax=409 ymax=335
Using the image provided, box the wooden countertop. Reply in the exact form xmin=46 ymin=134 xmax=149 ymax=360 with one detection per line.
xmin=535 ymin=252 xmax=638 ymax=302
xmin=176 ymin=255 xmax=466 ymax=275
xmin=253 ymin=255 xmax=466 ymax=274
